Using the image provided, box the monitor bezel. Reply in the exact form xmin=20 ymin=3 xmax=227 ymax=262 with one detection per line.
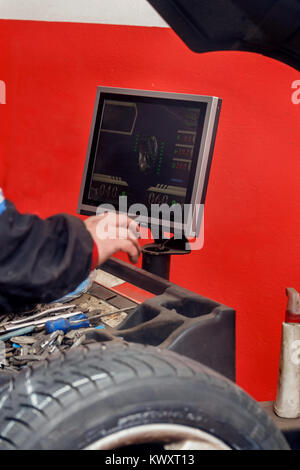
xmin=78 ymin=86 xmax=222 ymax=238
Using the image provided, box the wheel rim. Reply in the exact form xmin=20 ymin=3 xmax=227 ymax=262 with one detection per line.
xmin=85 ymin=423 xmax=231 ymax=450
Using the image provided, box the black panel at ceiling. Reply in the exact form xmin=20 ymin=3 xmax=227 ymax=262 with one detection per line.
xmin=147 ymin=0 xmax=300 ymax=70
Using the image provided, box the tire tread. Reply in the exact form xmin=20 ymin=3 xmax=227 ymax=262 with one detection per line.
xmin=0 ymin=343 xmax=289 ymax=450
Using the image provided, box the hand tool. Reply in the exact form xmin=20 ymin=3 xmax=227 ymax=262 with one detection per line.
xmin=0 ymin=325 xmax=36 ymax=342
xmin=0 ymin=311 xmax=83 ymax=332
xmin=30 ymin=330 xmax=63 ymax=355
xmin=0 ymin=315 xmax=10 ymax=327
xmin=87 ymin=306 xmax=136 ymax=321
xmin=9 ymin=336 xmax=37 ymax=345
xmin=83 ymin=307 xmax=135 ymax=329
xmin=45 ymin=314 xmax=90 ymax=334
xmin=13 ymin=353 xmax=48 ymax=362
xmin=3 ymin=304 xmax=77 ymax=326
xmin=70 ymin=335 xmax=87 ymax=349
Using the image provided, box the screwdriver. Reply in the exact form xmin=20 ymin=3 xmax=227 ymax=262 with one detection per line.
xmin=45 ymin=314 xmax=90 ymax=334
xmin=0 ymin=311 xmax=86 ymax=333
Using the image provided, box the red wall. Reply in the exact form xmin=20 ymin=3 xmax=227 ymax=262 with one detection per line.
xmin=0 ymin=19 xmax=299 ymax=401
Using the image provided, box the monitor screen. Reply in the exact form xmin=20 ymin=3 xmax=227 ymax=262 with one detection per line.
xmin=78 ymin=87 xmax=221 ymax=237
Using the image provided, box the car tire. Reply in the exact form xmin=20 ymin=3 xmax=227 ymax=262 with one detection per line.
xmin=0 ymin=342 xmax=289 ymax=450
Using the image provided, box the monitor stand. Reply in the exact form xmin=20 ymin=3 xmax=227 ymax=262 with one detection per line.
xmin=142 ymin=235 xmax=191 ymax=280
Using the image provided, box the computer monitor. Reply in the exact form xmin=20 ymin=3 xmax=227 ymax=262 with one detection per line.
xmin=78 ymin=87 xmax=221 ymax=238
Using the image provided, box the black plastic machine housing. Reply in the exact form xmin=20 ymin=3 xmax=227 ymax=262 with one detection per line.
xmin=94 ymin=258 xmax=236 ymax=382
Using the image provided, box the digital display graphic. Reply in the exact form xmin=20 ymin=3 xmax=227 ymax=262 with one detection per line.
xmin=83 ymin=93 xmax=207 ymax=211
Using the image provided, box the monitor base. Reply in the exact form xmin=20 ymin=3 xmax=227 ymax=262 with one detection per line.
xmin=142 ymin=236 xmax=191 ymax=280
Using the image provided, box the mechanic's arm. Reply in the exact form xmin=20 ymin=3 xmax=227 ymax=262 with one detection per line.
xmin=0 ymin=193 xmax=140 ymax=313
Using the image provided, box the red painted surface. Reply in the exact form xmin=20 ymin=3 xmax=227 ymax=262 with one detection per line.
xmin=0 ymin=19 xmax=299 ymax=400
xmin=112 ymin=282 xmax=155 ymax=304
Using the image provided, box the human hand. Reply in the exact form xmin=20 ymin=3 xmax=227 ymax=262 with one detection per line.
xmin=84 ymin=212 xmax=141 ymax=266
